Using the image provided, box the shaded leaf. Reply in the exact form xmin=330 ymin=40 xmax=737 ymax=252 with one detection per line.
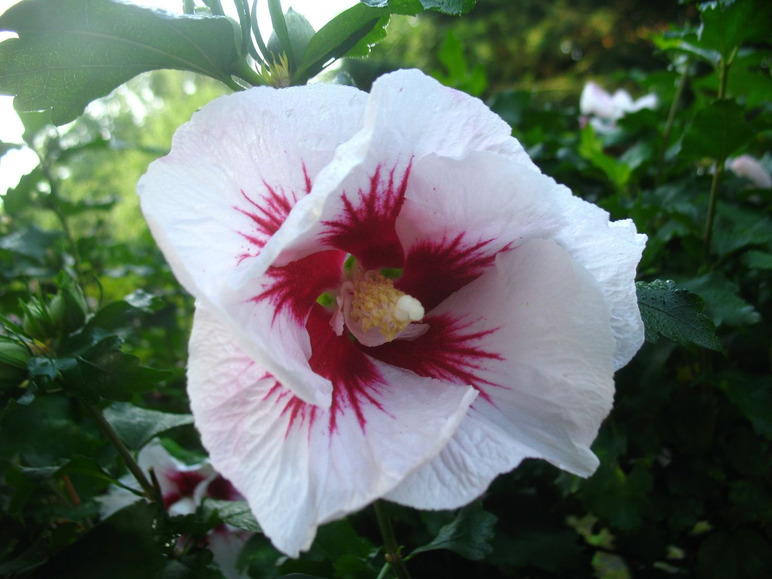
xmin=636 ymin=280 xmax=722 ymax=350
xmin=63 ymin=337 xmax=170 ymax=402
xmin=721 ymin=374 xmax=772 ymax=439
xmin=680 ymin=273 xmax=761 ymax=327
xmin=697 ymin=0 xmax=771 ymax=61
xmin=103 ymin=402 xmax=193 ymax=450
xmin=681 ymin=100 xmax=752 ymax=161
xmin=410 ymin=502 xmax=497 ymax=561
xmin=0 ymin=0 xmax=241 ymax=125
xmin=0 ymin=225 xmax=61 ymax=261
xmin=26 ymin=501 xmax=166 ymax=578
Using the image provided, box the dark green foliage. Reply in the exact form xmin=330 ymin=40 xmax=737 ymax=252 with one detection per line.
xmin=409 ymin=502 xmax=497 ymax=561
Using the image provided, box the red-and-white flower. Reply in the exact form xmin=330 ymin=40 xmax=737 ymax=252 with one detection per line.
xmin=138 ymin=69 xmax=646 ymax=557
xmin=98 ymin=441 xmax=249 ymax=578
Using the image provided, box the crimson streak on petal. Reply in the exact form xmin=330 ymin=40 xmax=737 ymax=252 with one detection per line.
xmin=371 ymin=313 xmax=502 ymax=402
xmin=255 ymin=250 xmax=345 ymax=323
xmin=234 ymin=165 xmax=312 ymax=262
xmin=262 ymin=379 xmax=320 ymax=439
xmin=321 ymin=164 xmax=411 ymax=269
xmin=307 ymin=306 xmax=386 ymax=433
xmin=397 ymin=234 xmax=503 ymax=312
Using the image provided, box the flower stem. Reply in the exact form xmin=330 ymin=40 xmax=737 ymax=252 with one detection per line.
xmin=82 ymin=402 xmax=160 ymax=503
xmin=374 ymin=500 xmax=411 ymax=579
xmin=703 ymin=161 xmax=723 ymax=263
xmin=702 ymin=49 xmax=735 ymax=263
xmin=656 ymin=60 xmax=689 ymax=185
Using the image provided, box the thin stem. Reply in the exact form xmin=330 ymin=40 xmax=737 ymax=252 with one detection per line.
xmin=656 ymin=61 xmax=689 ymax=185
xmin=374 ymin=500 xmax=411 ymax=579
xmin=232 ymin=58 xmax=269 ymax=87
xmin=38 ymin=160 xmax=83 ymax=280
xmin=703 ymin=161 xmax=723 ymax=263
xmin=702 ymin=49 xmax=734 ymax=263
xmin=82 ymin=402 xmax=160 ymax=503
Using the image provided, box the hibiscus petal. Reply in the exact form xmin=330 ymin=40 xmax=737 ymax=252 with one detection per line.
xmin=384 ymin=239 xmax=616 ymax=508
xmin=553 ymin=199 xmax=646 ymax=370
xmin=138 ymin=84 xmax=367 ymax=406
xmin=188 ymin=306 xmax=477 ymax=557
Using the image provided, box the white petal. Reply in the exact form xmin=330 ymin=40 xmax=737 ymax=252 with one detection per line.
xmin=387 ymin=239 xmax=616 ymax=508
xmin=580 ymin=81 xmax=614 ymax=119
xmin=188 ymin=306 xmax=477 ymax=557
xmin=553 ymin=197 xmax=646 ymax=369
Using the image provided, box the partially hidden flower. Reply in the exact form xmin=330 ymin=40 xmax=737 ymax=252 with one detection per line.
xmin=580 ymin=80 xmax=657 ymax=132
xmin=138 ymin=69 xmax=647 ymax=557
xmin=99 ymin=441 xmax=249 ymax=578
xmin=728 ymin=154 xmax=772 ymax=189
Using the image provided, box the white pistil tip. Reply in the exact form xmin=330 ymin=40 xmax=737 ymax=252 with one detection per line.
xmin=394 ymin=295 xmax=424 ymax=323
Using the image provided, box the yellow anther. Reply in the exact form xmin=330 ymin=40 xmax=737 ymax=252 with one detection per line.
xmin=348 ymin=270 xmax=424 ymax=341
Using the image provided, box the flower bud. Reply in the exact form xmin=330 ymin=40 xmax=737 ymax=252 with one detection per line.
xmin=21 ymin=298 xmax=57 ymax=342
xmin=267 ymin=8 xmax=315 ymax=67
xmin=49 ymin=282 xmax=88 ymax=336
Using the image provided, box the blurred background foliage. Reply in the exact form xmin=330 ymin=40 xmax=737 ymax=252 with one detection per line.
xmin=1 ymin=0 xmax=771 ymax=577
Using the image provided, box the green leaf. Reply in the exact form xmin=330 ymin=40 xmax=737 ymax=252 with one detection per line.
xmin=63 ymin=337 xmax=170 ymax=402
xmin=103 ymin=402 xmax=193 ymax=450
xmin=360 ymin=0 xmax=475 ymax=15
xmin=410 ymin=502 xmax=497 ymax=561
xmin=578 ymin=124 xmax=631 ymax=191
xmin=742 ymin=250 xmax=772 ymax=270
xmin=679 ymin=273 xmax=761 ymax=327
xmin=0 ymin=225 xmax=61 ymax=261
xmin=86 ymin=290 xmax=166 ymax=333
xmin=697 ymin=0 xmax=772 ymax=62
xmin=294 ymin=4 xmax=397 ymax=83
xmin=681 ymin=100 xmax=752 ymax=162
xmin=721 ymin=374 xmax=772 ymax=439
xmin=0 ymin=0 xmax=241 ymax=125
xmin=636 ymin=280 xmax=722 ymax=351
xmin=581 ymin=460 xmax=653 ymax=531
xmin=203 ymin=499 xmax=261 ymax=533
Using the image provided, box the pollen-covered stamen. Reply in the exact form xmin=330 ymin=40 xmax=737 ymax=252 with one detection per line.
xmin=345 ymin=270 xmax=425 ymax=343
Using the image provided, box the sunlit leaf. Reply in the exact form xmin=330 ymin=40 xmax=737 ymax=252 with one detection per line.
xmin=360 ymin=0 xmax=475 ymax=14
xmin=0 ymin=0 xmax=241 ymax=125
